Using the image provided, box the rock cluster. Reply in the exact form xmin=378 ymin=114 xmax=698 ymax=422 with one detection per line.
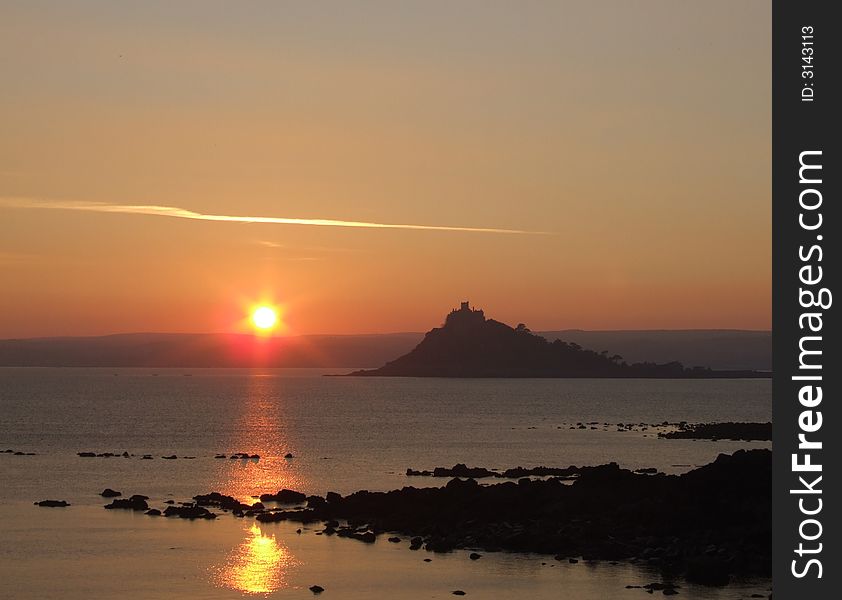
xmin=251 ymin=450 xmax=771 ymax=585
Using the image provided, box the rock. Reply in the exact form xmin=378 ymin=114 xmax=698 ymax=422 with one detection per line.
xmin=469 ymin=553 xmax=482 ymax=560
xmin=141 ymin=455 xmax=153 ymax=460
xmin=388 ymin=537 xmax=401 ymax=543
xmin=163 ymin=504 xmax=216 ymax=520
xmin=285 ymin=453 xmax=294 ymax=459
xmin=77 ymin=452 xmax=96 ymax=457
xmin=193 ymin=492 xmax=251 ymax=512
xmin=162 ymin=455 xmax=177 ymax=460
xmin=326 ymin=491 xmax=342 ymax=504
xmin=359 ymin=531 xmax=376 ymax=543
xmin=35 ymin=500 xmax=70 ymax=507
xmin=104 ymin=497 xmax=148 ymax=510
xmin=309 ymin=585 xmax=324 ymax=594
xmin=409 ymin=536 xmax=424 ymax=550
xmin=452 ymin=591 xmax=466 ymax=596
xmin=259 ymin=489 xmax=307 ymax=504
xmin=214 ymin=454 xmax=227 ymax=459
xmin=145 ymin=509 xmax=162 ymax=516
xmin=100 ymin=488 xmax=122 ymax=498
xmin=569 ymin=559 xmax=579 ymax=564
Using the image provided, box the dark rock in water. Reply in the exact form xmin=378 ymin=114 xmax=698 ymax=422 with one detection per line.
xmin=309 ymin=585 xmax=324 ymax=594
xmin=285 ymin=453 xmax=294 ymax=459
xmin=77 ymin=452 xmax=96 ymax=457
xmin=452 ymin=591 xmax=466 ymax=596
xmin=141 ymin=455 xmax=153 ymax=460
xmin=307 ymin=495 xmax=327 ymax=509
xmin=388 ymin=537 xmax=401 ymax=543
xmin=162 ymin=455 xmax=177 ymax=460
xmin=359 ymin=531 xmax=376 ymax=543
xmin=255 ymin=511 xmax=286 ymax=523
xmin=214 ymin=454 xmax=227 ymax=459
xmin=229 ymin=452 xmax=256 ymax=460
xmin=164 ymin=499 xmax=175 ymax=504
xmin=193 ymin=492 xmax=251 ymax=512
xmin=163 ymin=504 xmax=216 ymax=520
xmin=121 ymin=451 xmax=130 ymax=458
xmin=35 ymin=500 xmax=70 ymax=507
xmin=100 ymin=488 xmax=122 ymax=498
xmin=568 ymin=558 xmax=579 ymax=564
xmin=634 ymin=468 xmax=658 ymax=474
xmin=326 ymin=491 xmax=342 ymax=504
xmin=105 ymin=497 xmax=148 ymax=511
xmin=469 ymin=553 xmax=482 ymax=560
xmin=145 ymin=509 xmax=162 ymax=516
xmin=260 ymin=489 xmax=307 ymax=504
xmin=659 ymin=422 xmax=771 ymax=442
xmin=409 ymin=536 xmax=424 ymax=550
xmin=130 ymin=494 xmax=150 ymax=501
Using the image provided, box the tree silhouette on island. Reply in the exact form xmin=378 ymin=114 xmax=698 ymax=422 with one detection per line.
xmin=349 ymin=302 xmax=769 ymax=378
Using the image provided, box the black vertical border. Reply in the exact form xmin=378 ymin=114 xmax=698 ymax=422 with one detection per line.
xmin=773 ymin=1 xmax=839 ymax=598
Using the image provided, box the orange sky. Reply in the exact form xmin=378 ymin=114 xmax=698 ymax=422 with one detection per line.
xmin=0 ymin=1 xmax=771 ymax=337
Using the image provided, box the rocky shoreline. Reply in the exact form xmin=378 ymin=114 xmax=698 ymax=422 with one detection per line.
xmin=60 ymin=448 xmax=770 ymax=589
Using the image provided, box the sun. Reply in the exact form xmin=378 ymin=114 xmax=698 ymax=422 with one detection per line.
xmin=251 ymin=306 xmax=278 ymax=331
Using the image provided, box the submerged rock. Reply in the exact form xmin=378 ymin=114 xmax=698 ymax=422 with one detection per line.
xmin=309 ymin=585 xmax=324 ymax=594
xmin=100 ymin=488 xmax=122 ymax=498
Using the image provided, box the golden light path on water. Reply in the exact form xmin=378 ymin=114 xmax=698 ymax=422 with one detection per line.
xmin=215 ymin=372 xmax=307 ymax=504
xmin=212 ymin=373 xmax=305 ymax=594
xmin=215 ymin=524 xmax=299 ymax=594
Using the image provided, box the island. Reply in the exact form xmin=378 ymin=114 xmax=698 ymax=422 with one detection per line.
xmin=348 ymin=302 xmax=770 ymax=378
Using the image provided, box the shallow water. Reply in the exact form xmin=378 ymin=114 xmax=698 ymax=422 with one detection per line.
xmin=0 ymin=368 xmax=772 ymax=598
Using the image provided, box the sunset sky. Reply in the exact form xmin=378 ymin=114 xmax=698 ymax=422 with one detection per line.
xmin=0 ymin=1 xmax=771 ymax=338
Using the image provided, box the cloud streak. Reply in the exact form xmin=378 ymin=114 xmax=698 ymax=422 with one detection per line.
xmin=0 ymin=198 xmax=548 ymax=235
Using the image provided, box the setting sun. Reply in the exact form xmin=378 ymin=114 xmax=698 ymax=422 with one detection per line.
xmin=251 ymin=306 xmax=278 ymax=331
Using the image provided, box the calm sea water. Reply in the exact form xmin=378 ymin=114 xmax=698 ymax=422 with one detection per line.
xmin=0 ymin=368 xmax=772 ymax=599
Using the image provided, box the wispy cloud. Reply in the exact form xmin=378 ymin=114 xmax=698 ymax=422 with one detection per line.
xmin=0 ymin=197 xmax=549 ymax=235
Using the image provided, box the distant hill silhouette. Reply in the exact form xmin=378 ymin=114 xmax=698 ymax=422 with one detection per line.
xmin=0 ymin=317 xmax=770 ymax=370
xmin=0 ymin=332 xmax=419 ymax=368
xmin=349 ymin=302 xmax=769 ymax=378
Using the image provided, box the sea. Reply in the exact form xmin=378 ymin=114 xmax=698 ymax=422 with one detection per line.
xmin=0 ymin=368 xmax=772 ymax=599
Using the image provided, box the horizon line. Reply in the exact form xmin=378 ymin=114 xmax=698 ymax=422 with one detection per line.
xmin=0 ymin=327 xmax=774 ymax=342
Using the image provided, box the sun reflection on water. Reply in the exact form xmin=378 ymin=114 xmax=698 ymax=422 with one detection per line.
xmin=216 ymin=524 xmax=299 ymax=595
xmin=213 ymin=371 xmax=308 ymax=503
